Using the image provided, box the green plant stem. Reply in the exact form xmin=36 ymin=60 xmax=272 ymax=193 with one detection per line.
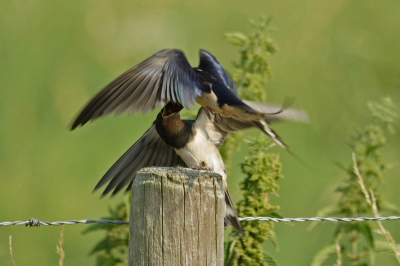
xmin=335 ymin=237 xmax=342 ymax=266
xmin=351 ymin=230 xmax=358 ymax=264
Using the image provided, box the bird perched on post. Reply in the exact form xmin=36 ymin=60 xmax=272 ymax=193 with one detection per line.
xmin=71 ymin=49 xmax=291 ymax=149
xmin=91 ymin=101 xmax=309 ymax=236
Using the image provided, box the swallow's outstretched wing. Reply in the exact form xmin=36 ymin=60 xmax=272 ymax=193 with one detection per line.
xmin=71 ymin=49 xmax=207 ymax=129
xmin=196 ymin=101 xmax=310 ymax=147
xmin=94 ymin=123 xmax=186 ymax=196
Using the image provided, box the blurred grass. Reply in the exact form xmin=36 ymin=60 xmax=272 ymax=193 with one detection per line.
xmin=0 ymin=0 xmax=399 ymax=265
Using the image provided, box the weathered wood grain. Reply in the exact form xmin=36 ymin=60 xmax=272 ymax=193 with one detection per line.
xmin=129 ymin=167 xmax=225 ymax=266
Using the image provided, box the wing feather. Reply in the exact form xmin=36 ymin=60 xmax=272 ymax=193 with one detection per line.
xmin=71 ymin=49 xmax=205 ymax=129
xmin=103 ymin=74 xmax=146 ymax=115
xmin=94 ymin=123 xmax=186 ymax=196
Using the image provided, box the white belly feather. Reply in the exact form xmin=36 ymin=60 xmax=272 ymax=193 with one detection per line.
xmin=174 ymin=127 xmax=227 ymax=182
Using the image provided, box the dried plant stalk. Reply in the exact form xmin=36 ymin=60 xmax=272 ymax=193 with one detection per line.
xmin=9 ymin=235 xmax=17 ymax=266
xmin=56 ymin=226 xmax=65 ymax=266
xmin=353 ymin=153 xmax=400 ymax=264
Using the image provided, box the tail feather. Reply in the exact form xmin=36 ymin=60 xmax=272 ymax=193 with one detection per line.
xmin=224 ymin=190 xmax=244 ymax=237
xmin=253 ymin=120 xmax=288 ymax=150
xmin=254 ymin=120 xmax=313 ymax=169
xmin=243 ymin=100 xmax=310 ymax=124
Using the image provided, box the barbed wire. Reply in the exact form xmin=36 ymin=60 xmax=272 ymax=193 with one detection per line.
xmin=1 ymin=216 xmax=400 ymax=227
xmin=0 ymin=219 xmax=129 ymax=227
xmin=238 ymin=216 xmax=400 ymax=222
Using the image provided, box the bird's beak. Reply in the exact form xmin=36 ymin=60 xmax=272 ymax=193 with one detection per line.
xmin=162 ymin=108 xmax=169 ymax=117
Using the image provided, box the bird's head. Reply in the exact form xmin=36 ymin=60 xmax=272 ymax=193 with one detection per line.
xmin=156 ymin=103 xmax=185 ymax=135
xmin=161 ymin=102 xmax=184 ymax=118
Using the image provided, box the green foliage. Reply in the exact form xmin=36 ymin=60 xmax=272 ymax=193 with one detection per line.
xmin=224 ymin=136 xmax=283 ymax=266
xmin=310 ymin=244 xmax=338 ymax=266
xmin=338 ymin=98 xmax=398 ymax=216
xmin=221 ymin=15 xmax=277 ymax=168
xmin=225 ymin=15 xmax=278 ymax=102
xmin=311 ymin=97 xmax=398 ymax=266
xmin=223 ymin=16 xmax=282 ymax=266
xmin=264 ymin=252 xmax=280 ymax=266
xmin=84 ymin=197 xmax=130 ymax=266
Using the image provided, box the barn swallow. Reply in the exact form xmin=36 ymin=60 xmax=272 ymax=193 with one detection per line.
xmin=70 ymin=49 xmax=292 ymax=149
xmin=93 ymin=101 xmax=309 ymax=236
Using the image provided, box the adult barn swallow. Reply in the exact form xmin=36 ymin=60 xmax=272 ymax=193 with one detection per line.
xmin=94 ymin=101 xmax=309 ymax=236
xmin=70 ymin=49 xmax=290 ymax=149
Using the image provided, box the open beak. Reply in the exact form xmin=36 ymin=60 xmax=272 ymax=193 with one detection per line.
xmin=162 ymin=108 xmax=168 ymax=117
xmin=162 ymin=103 xmax=183 ymax=118
xmin=162 ymin=108 xmax=173 ymax=118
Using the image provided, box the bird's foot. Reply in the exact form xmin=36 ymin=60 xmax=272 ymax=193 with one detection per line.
xmin=205 ymin=106 xmax=222 ymax=123
xmin=215 ymin=113 xmax=223 ymax=123
xmin=190 ymin=166 xmax=212 ymax=172
xmin=205 ymin=106 xmax=214 ymax=119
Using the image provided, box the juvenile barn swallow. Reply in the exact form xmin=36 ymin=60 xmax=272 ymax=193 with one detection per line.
xmin=71 ymin=49 xmax=290 ymax=149
xmin=93 ymin=101 xmax=309 ymax=236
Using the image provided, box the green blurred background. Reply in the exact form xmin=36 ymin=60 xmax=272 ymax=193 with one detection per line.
xmin=1 ymin=0 xmax=399 ymax=265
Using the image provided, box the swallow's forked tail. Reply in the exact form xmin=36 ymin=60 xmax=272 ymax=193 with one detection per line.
xmin=224 ymin=190 xmax=244 ymax=237
xmin=253 ymin=120 xmax=288 ymax=150
xmin=253 ymin=119 xmax=312 ymax=168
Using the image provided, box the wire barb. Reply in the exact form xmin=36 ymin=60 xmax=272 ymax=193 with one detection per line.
xmin=27 ymin=218 xmax=41 ymax=227
xmin=1 ymin=216 xmax=400 ymax=227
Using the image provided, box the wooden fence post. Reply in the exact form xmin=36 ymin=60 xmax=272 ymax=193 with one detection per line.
xmin=128 ymin=167 xmax=225 ymax=266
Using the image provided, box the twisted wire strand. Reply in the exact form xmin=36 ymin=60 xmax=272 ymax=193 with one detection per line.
xmin=238 ymin=216 xmax=400 ymax=222
xmin=1 ymin=216 xmax=400 ymax=227
xmin=0 ymin=219 xmax=129 ymax=227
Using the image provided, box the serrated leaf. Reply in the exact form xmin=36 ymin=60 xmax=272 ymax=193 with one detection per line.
xmin=310 ymin=244 xmax=337 ymax=266
xmin=264 ymin=16 xmax=273 ymax=27
xmin=334 ymin=223 xmax=345 ymax=238
xmin=380 ymin=200 xmax=400 ymax=215
xmin=82 ymin=223 xmax=117 ymax=234
xmin=269 ymin=212 xmax=283 ymax=219
xmin=96 ymin=254 xmax=123 ymax=266
xmin=334 ymin=186 xmax=349 ymax=193
xmin=308 ymin=206 xmax=342 ymax=231
xmin=227 ymin=32 xmax=248 ymax=40
xmin=225 ymin=33 xmax=249 ymax=47
xmin=374 ymin=240 xmax=396 ymax=254
xmin=264 ymin=252 xmax=279 ymax=266
xmin=369 ymin=248 xmax=376 ymax=266
xmin=359 ymin=223 xmax=375 ymax=249
xmin=224 ymin=239 xmax=238 ymax=265
xmin=90 ymin=238 xmax=111 ymax=255
xmin=266 ymin=230 xmax=279 ymax=251
xmin=366 ymin=145 xmax=383 ymax=156
xmin=330 ymin=159 xmax=348 ymax=172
